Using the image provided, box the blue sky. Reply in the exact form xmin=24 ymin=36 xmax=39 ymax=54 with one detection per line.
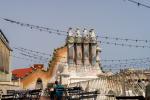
xmin=0 ymin=0 xmax=150 ymax=71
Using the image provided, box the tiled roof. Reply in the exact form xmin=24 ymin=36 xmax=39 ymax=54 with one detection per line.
xmin=12 ymin=67 xmax=33 ymax=78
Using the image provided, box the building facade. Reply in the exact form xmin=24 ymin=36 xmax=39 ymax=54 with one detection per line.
xmin=12 ymin=28 xmax=102 ymax=89
xmin=61 ymin=28 xmax=102 ymax=84
xmin=12 ymin=46 xmax=67 ymax=89
xmin=0 ymin=30 xmax=12 ymax=81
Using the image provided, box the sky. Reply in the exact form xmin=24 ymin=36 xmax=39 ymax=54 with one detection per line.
xmin=0 ymin=0 xmax=150 ymax=71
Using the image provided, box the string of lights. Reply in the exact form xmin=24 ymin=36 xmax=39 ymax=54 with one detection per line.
xmin=88 ymin=62 xmax=150 ymax=71
xmin=123 ymin=0 xmax=150 ymax=8
xmin=13 ymin=46 xmax=150 ymax=63
xmin=17 ymin=49 xmax=150 ymax=68
xmin=13 ymin=48 xmax=50 ymax=61
xmin=98 ymin=35 xmax=150 ymax=43
xmin=104 ymin=63 xmax=149 ymax=69
xmin=19 ymin=52 xmax=49 ymax=62
xmin=13 ymin=53 xmax=149 ymax=73
xmin=12 ymin=52 xmax=150 ymax=73
xmin=13 ymin=54 xmax=148 ymax=72
xmin=106 ymin=63 xmax=150 ymax=68
xmin=102 ymin=66 xmax=149 ymax=72
xmin=11 ymin=51 xmax=148 ymax=74
xmin=99 ymin=41 xmax=150 ymax=48
xmin=19 ymin=54 xmax=150 ymax=69
xmin=101 ymin=57 xmax=150 ymax=62
xmin=1 ymin=17 xmax=150 ymax=44
xmin=14 ymin=43 xmax=150 ymax=63
xmin=102 ymin=66 xmax=149 ymax=70
xmin=0 ymin=17 xmax=67 ymax=36
xmin=3 ymin=17 xmax=148 ymax=70
xmin=12 ymin=55 xmax=119 ymax=72
xmin=12 ymin=55 xmax=47 ymax=64
xmin=13 ymin=47 xmax=67 ymax=59
xmin=58 ymin=61 xmax=150 ymax=70
xmin=13 ymin=47 xmax=51 ymax=56
xmin=12 ymin=52 xmax=150 ymax=72
xmin=102 ymin=59 xmax=150 ymax=68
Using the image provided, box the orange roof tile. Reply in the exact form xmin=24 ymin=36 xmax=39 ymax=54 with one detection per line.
xmin=12 ymin=68 xmax=33 ymax=78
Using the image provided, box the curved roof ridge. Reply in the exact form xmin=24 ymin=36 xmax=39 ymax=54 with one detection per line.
xmin=47 ymin=45 xmax=67 ymax=76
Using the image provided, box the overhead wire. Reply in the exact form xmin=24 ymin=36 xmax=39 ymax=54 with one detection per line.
xmin=1 ymin=17 xmax=150 ymax=45
xmin=13 ymin=47 xmax=51 ymax=56
xmin=13 ymin=46 xmax=150 ymax=63
xmin=98 ymin=35 xmax=150 ymax=43
xmin=123 ymin=0 xmax=150 ymax=8
xmin=13 ymin=54 xmax=149 ymax=72
xmin=12 ymin=55 xmax=47 ymax=64
xmin=101 ymin=57 xmax=150 ymax=62
xmin=98 ymin=41 xmax=150 ymax=48
xmin=102 ymin=59 xmax=150 ymax=68
xmin=0 ymin=17 xmax=67 ymax=36
xmin=12 ymin=49 xmax=150 ymax=72
xmin=19 ymin=53 xmax=49 ymax=62
xmin=14 ymin=47 xmax=150 ymax=68
xmin=1 ymin=17 xmax=149 ymax=71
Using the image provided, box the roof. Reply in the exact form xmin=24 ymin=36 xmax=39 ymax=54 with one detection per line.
xmin=0 ymin=29 xmax=9 ymax=43
xmin=12 ymin=67 xmax=33 ymax=78
xmin=12 ymin=64 xmax=45 ymax=79
xmin=0 ymin=29 xmax=12 ymax=51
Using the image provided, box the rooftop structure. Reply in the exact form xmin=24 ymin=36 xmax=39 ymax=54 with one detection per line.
xmin=12 ymin=28 xmax=103 ymax=89
xmin=0 ymin=29 xmax=12 ymax=81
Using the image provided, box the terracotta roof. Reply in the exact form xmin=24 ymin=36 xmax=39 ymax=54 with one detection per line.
xmin=12 ymin=67 xmax=33 ymax=78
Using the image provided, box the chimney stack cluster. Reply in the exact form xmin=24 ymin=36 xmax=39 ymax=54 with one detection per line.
xmin=66 ymin=28 xmax=101 ymax=69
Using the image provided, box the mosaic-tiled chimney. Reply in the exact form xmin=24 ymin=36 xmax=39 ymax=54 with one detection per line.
xmin=83 ymin=28 xmax=90 ymax=65
xmin=75 ymin=28 xmax=82 ymax=65
xmin=67 ymin=28 xmax=75 ymax=67
xmin=89 ymin=29 xmax=97 ymax=66
xmin=67 ymin=28 xmax=101 ymax=70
